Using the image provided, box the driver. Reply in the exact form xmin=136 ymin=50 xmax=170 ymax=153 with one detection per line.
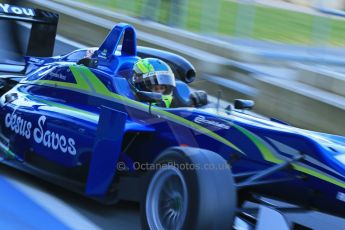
xmin=131 ymin=58 xmax=208 ymax=108
xmin=132 ymin=58 xmax=176 ymax=108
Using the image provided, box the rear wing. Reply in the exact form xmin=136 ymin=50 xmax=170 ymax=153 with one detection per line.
xmin=0 ymin=3 xmax=59 ymax=73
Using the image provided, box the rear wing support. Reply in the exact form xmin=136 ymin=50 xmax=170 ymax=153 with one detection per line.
xmin=0 ymin=4 xmax=59 ymax=57
xmin=0 ymin=3 xmax=58 ymax=74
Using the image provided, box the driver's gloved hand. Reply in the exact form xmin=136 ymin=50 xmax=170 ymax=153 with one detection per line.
xmin=190 ymin=90 xmax=208 ymax=107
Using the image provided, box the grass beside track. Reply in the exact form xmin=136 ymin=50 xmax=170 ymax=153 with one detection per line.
xmin=76 ymin=0 xmax=345 ymax=46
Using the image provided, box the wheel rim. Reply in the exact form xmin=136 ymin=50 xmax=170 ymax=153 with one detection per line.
xmin=146 ymin=166 xmax=188 ymax=230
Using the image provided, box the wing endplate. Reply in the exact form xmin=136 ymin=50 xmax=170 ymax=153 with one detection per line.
xmin=85 ymin=106 xmax=127 ymax=196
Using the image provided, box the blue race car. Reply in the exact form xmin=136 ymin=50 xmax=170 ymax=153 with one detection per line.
xmin=0 ymin=6 xmax=345 ymax=230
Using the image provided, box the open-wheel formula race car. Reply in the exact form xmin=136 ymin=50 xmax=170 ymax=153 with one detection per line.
xmin=0 ymin=4 xmax=345 ymax=230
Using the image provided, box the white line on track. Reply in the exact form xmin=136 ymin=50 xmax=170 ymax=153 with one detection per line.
xmin=6 ymin=177 xmax=102 ymax=230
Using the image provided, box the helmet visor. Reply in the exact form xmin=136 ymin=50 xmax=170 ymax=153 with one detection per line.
xmin=143 ymin=71 xmax=176 ymax=88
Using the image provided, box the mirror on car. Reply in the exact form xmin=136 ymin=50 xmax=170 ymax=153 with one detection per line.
xmin=234 ymin=99 xmax=255 ymax=110
xmin=136 ymin=91 xmax=162 ymax=104
xmin=225 ymin=104 xmax=232 ymax=114
xmin=77 ymin=58 xmax=99 ymax=68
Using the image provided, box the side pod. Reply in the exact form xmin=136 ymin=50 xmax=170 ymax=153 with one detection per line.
xmin=85 ymin=106 xmax=127 ymax=196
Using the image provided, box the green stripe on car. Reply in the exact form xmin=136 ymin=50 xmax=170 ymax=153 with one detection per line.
xmin=233 ymin=124 xmax=345 ymax=189
xmin=25 ymin=65 xmax=244 ymax=155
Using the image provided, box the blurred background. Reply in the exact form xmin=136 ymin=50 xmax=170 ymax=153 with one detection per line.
xmin=74 ymin=0 xmax=345 ymax=46
xmin=50 ymin=0 xmax=345 ymax=136
xmin=1 ymin=0 xmax=343 ymax=134
xmin=0 ymin=1 xmax=345 ymax=229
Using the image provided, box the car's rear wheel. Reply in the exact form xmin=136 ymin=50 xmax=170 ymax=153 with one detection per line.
xmin=141 ymin=147 xmax=237 ymax=230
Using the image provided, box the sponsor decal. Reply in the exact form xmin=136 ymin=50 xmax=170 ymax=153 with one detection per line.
xmin=98 ymin=49 xmax=108 ymax=59
xmin=194 ymin=115 xmax=230 ymax=130
xmin=5 ymin=113 xmax=76 ymax=156
xmin=337 ymin=192 xmax=345 ymax=203
xmin=28 ymin=57 xmax=45 ymax=65
xmin=49 ymin=72 xmax=67 ymax=81
xmin=143 ymin=71 xmax=171 ymax=78
xmin=0 ymin=4 xmax=35 ymax=17
xmin=5 ymin=112 xmax=32 ymax=139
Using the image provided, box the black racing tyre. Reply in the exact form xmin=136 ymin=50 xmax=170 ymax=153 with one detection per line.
xmin=141 ymin=147 xmax=237 ymax=230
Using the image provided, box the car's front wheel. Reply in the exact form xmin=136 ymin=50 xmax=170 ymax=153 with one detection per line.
xmin=141 ymin=147 xmax=237 ymax=230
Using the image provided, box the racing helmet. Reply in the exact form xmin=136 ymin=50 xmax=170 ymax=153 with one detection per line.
xmin=132 ymin=58 xmax=176 ymax=95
